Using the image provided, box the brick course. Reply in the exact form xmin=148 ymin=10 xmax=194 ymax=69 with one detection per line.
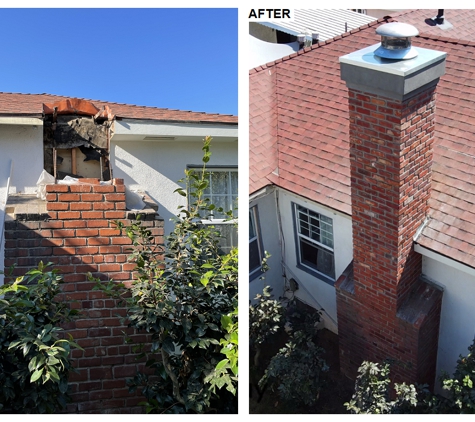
xmin=4 ymin=178 xmax=164 ymax=413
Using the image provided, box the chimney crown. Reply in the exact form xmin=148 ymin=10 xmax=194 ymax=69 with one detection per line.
xmin=339 ymin=26 xmax=446 ymax=101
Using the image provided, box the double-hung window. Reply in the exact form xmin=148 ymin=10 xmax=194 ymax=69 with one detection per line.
xmin=294 ymin=204 xmax=335 ymax=282
xmin=249 ymin=206 xmax=263 ymax=279
xmin=197 ymin=167 xmax=238 ymax=254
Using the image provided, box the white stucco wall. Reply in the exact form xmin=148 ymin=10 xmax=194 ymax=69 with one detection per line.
xmin=420 ymin=251 xmax=475 ymax=389
xmin=0 ymin=122 xmax=43 ymax=194
xmin=272 ymin=189 xmax=353 ymax=332
xmin=249 ymin=188 xmax=285 ymax=302
xmin=110 ymin=140 xmax=238 ymax=236
xmin=0 ymin=122 xmax=44 ymax=285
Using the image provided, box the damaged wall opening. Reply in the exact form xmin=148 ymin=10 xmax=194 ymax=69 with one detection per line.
xmin=43 ymin=99 xmax=114 ymax=181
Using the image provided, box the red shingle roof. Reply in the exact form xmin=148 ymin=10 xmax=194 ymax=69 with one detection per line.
xmin=0 ymin=92 xmax=238 ymax=124
xmin=249 ymin=15 xmax=475 ymax=268
xmin=393 ymin=9 xmax=475 ymax=43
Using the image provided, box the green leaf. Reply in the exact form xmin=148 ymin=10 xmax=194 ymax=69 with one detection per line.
xmin=174 ymin=188 xmax=187 ymax=197
xmin=216 ymin=359 xmax=229 ymax=370
xmin=30 ymin=368 xmax=44 ymax=383
xmin=221 ymin=315 xmax=232 ymax=330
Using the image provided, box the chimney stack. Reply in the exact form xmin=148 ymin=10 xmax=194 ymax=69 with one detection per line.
xmin=335 ymin=23 xmax=446 ymax=387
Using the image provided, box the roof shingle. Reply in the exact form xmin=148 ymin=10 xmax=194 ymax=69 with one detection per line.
xmin=0 ymin=92 xmax=237 ymax=124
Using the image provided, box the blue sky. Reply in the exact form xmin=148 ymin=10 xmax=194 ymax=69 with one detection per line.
xmin=0 ymin=8 xmax=238 ymax=116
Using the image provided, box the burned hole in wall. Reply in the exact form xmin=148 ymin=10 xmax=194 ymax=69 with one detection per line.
xmin=43 ymin=99 xmax=114 ymax=182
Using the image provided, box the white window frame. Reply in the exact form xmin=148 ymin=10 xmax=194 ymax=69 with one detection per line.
xmin=187 ymin=166 xmax=238 ymax=252
xmin=294 ymin=203 xmax=335 ymax=283
xmin=249 ymin=206 xmax=264 ymax=280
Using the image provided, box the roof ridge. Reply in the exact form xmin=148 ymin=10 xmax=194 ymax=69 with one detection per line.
xmin=249 ymin=16 xmax=392 ymax=75
xmin=416 ymin=33 xmax=475 ymax=47
xmin=0 ymin=91 xmax=236 ymax=118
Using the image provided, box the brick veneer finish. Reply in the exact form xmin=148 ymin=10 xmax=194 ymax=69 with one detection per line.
xmin=4 ymin=178 xmax=164 ymax=413
xmin=336 ymin=82 xmax=443 ymax=387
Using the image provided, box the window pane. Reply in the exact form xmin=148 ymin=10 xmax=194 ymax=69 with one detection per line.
xmin=203 ymin=172 xmax=212 ymax=195
xmin=232 ymin=195 xmax=238 ymax=217
xmin=249 ymin=210 xmax=256 ymax=239
xmin=231 ymin=171 xmax=238 ymax=195
xmin=300 ymin=221 xmax=309 ymax=237
xmin=249 ymin=239 xmax=261 ymax=272
xmin=212 ymin=196 xmax=229 ymax=219
xmin=300 ymin=239 xmax=335 ymax=279
xmin=213 ymin=223 xmax=237 ymax=254
xmin=211 ymin=171 xmax=228 ymax=193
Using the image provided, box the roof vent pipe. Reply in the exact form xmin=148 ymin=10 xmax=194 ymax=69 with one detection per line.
xmin=373 ymin=22 xmax=419 ymax=60
xmin=312 ymin=32 xmax=319 ymax=45
xmin=435 ymin=9 xmax=444 ymax=24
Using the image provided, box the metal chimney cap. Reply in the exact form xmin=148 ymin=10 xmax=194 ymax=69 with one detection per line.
xmin=375 ymin=22 xmax=419 ymax=38
xmin=374 ymin=22 xmax=419 ymax=60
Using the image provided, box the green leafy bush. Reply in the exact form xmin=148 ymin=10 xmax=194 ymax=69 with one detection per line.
xmin=249 ymin=282 xmax=285 ymax=368
xmin=0 ymin=262 xmax=81 ymax=413
xmin=249 ymin=278 xmax=328 ymax=407
xmin=346 ymin=338 xmax=475 ymax=414
xmin=94 ymin=137 xmax=238 ymax=413
xmin=441 ymin=338 xmax=475 ymax=413
xmin=345 ymin=361 xmax=421 ymax=414
xmin=258 ymin=307 xmax=328 ymax=407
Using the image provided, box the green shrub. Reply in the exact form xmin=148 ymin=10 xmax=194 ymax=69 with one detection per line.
xmin=249 ymin=282 xmax=285 ymax=368
xmin=345 ymin=361 xmax=422 ymax=414
xmin=441 ymin=338 xmax=475 ymax=413
xmin=94 ymin=137 xmax=238 ymax=413
xmin=346 ymin=338 xmax=475 ymax=414
xmin=258 ymin=308 xmax=328 ymax=407
xmin=0 ymin=262 xmax=81 ymax=413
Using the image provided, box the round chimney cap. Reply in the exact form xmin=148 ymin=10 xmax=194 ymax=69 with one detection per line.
xmin=376 ymin=22 xmax=419 ymax=38
xmin=374 ymin=22 xmax=419 ymax=60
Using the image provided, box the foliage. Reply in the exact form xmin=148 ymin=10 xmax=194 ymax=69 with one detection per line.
xmin=345 ymin=361 xmax=421 ymax=414
xmin=249 ymin=282 xmax=285 ymax=367
xmin=0 ymin=262 xmax=81 ymax=413
xmin=204 ymin=304 xmax=238 ymax=396
xmin=441 ymin=337 xmax=475 ymax=413
xmin=346 ymin=338 xmax=475 ymax=414
xmin=258 ymin=307 xmax=328 ymax=407
xmin=94 ymin=136 xmax=238 ymax=413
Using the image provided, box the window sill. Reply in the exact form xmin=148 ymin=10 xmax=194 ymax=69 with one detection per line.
xmin=296 ymin=263 xmax=335 ymax=286
xmin=249 ymin=267 xmax=262 ymax=281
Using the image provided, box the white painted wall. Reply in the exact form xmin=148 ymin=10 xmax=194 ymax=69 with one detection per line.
xmin=256 ymin=188 xmax=354 ymax=332
xmin=110 ymin=140 xmax=238 ymax=236
xmin=421 ymin=253 xmax=475 ymax=390
xmin=0 ymin=123 xmax=43 ymax=194
xmin=249 ymin=188 xmax=285 ymax=302
xmin=0 ymin=122 xmax=44 ymax=285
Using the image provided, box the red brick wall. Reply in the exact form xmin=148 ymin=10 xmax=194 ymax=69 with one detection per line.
xmin=4 ymin=178 xmax=164 ymax=413
xmin=336 ymin=86 xmax=443 ymax=387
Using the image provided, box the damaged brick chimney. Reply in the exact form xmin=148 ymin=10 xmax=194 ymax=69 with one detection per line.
xmin=335 ymin=22 xmax=446 ymax=387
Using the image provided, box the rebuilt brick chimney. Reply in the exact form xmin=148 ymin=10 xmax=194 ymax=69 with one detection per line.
xmin=335 ymin=23 xmax=446 ymax=387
